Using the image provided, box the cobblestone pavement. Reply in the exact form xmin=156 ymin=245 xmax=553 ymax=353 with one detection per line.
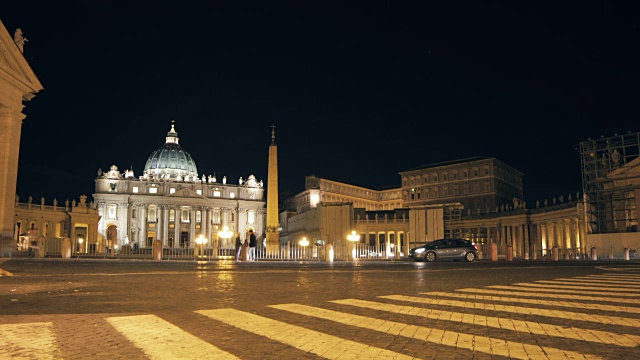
xmin=1 ymin=258 xmax=639 ymax=359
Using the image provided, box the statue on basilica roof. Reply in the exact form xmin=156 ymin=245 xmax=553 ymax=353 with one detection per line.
xmin=13 ymin=28 xmax=27 ymax=53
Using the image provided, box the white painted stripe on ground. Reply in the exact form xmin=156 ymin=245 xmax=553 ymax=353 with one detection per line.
xmin=338 ymin=296 xmax=640 ymax=347
xmin=536 ymin=280 xmax=640 ymax=288
xmin=487 ymin=285 xmax=640 ymax=297
xmin=107 ymin=314 xmax=239 ymax=360
xmin=513 ymin=282 xmax=640 ymax=292
xmin=552 ymin=278 xmax=640 ymax=285
xmin=272 ymin=303 xmax=602 ymax=360
xmin=587 ymin=274 xmax=640 ymax=278
xmin=458 ymin=288 xmax=640 ymax=304
xmin=196 ymin=308 xmax=416 ymax=360
xmin=0 ymin=322 xmax=60 ymax=360
xmin=423 ymin=291 xmax=640 ymax=314
xmin=379 ymin=295 xmax=640 ymax=328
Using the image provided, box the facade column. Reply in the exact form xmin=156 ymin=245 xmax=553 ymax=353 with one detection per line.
xmin=190 ymin=208 xmax=196 ymax=247
xmin=163 ymin=205 xmax=169 ymax=245
xmin=174 ymin=206 xmax=180 ymax=248
xmin=157 ymin=205 xmax=164 ymax=245
xmin=139 ymin=205 xmax=147 ymax=247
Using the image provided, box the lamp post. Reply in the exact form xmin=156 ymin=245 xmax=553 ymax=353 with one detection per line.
xmin=347 ymin=230 xmax=360 ymax=261
xmin=299 ymin=237 xmax=309 ymax=259
xmin=218 ymin=226 xmax=233 ymax=258
xmin=195 ymin=234 xmax=208 ymax=258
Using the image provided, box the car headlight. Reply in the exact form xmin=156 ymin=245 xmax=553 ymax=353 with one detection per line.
xmin=415 ymin=248 xmax=425 ymax=254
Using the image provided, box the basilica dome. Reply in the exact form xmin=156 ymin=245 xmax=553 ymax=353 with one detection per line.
xmin=143 ymin=122 xmax=199 ymax=181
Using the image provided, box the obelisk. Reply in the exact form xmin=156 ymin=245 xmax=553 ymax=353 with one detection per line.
xmin=265 ymin=124 xmax=280 ymax=254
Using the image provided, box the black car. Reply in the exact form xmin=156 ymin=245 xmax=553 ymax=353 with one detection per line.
xmin=409 ymin=238 xmax=477 ymax=262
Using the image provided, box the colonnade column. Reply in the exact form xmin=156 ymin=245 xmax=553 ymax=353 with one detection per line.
xmin=523 ymin=223 xmax=530 ymax=259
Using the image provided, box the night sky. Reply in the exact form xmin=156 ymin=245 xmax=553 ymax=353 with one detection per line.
xmin=2 ymin=1 xmax=639 ymax=206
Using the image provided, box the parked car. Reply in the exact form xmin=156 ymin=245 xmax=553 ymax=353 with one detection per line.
xmin=409 ymin=238 xmax=477 ymax=262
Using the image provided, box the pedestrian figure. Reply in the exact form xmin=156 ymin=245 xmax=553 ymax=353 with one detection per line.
xmin=234 ymin=233 xmax=242 ymax=261
xmin=248 ymin=229 xmax=257 ymax=261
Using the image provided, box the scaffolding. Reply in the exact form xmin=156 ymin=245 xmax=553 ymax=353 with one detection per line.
xmin=580 ymin=132 xmax=640 ymax=234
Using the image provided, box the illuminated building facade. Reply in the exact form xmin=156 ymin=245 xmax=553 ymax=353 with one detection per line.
xmin=92 ymin=122 xmax=265 ymax=252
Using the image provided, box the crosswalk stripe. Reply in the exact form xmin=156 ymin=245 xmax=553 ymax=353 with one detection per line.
xmin=196 ymin=308 xmax=416 ymax=359
xmin=458 ymin=288 xmax=640 ymax=305
xmin=0 ymin=322 xmax=60 ymax=360
xmin=512 ymin=282 xmax=640 ymax=292
xmin=487 ymin=285 xmax=640 ymax=297
xmin=379 ymin=295 xmax=640 ymax=328
xmin=587 ymin=274 xmax=640 ymax=280
xmin=106 ymin=314 xmax=239 ymax=360
xmin=536 ymin=280 xmax=640 ymax=288
xmin=552 ymin=278 xmax=640 ymax=285
xmin=423 ymin=291 xmax=640 ymax=314
xmin=273 ymin=303 xmax=603 ymax=360
xmin=332 ymin=296 xmax=639 ymax=348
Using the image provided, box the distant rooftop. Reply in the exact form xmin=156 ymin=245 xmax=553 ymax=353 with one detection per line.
xmin=400 ymin=156 xmax=492 ymax=173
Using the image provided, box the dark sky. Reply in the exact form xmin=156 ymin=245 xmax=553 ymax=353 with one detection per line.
xmin=2 ymin=1 xmax=639 ymax=206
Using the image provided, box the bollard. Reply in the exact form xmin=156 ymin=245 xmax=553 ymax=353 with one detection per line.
xmin=491 ymin=243 xmax=498 ymax=261
xmin=242 ymin=243 xmax=249 ymax=261
xmin=591 ymin=246 xmax=597 ymax=260
xmin=552 ymin=246 xmax=559 ymax=261
xmin=624 ymin=247 xmax=630 ymax=261
xmin=505 ymin=245 xmax=513 ymax=261
xmin=325 ymin=243 xmax=334 ymax=263
xmin=61 ymin=238 xmax=71 ymax=259
xmin=152 ymin=240 xmax=162 ymax=260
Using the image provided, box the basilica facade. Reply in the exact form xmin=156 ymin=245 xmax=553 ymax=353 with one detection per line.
xmin=92 ymin=122 xmax=265 ymax=252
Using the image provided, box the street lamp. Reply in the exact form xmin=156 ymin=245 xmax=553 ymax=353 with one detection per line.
xmin=196 ymin=234 xmax=208 ymax=258
xmin=347 ymin=230 xmax=360 ymax=261
xmin=299 ymin=237 xmax=309 ymax=259
xmin=218 ymin=226 xmax=233 ymax=257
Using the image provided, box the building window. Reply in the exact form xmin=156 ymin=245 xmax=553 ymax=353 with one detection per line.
xmin=148 ymin=207 xmax=157 ymax=222
xmin=474 ymin=182 xmax=480 ymax=193
xmin=474 ymin=169 xmax=478 ymax=177
xmin=132 ymin=186 xmax=138 ymax=193
xmin=110 ymin=183 xmax=117 ymax=191
xmin=108 ymin=204 xmax=117 ymax=220
xmin=170 ymin=188 xmax=176 ymax=194
xmin=453 ymin=173 xmax=457 ymax=180
xmin=196 ymin=189 xmax=202 ymax=195
xmin=464 ymin=170 xmax=468 ymax=178
xmin=443 ymin=173 xmax=448 ymax=181
xmin=196 ymin=211 xmax=202 ymax=223
xmin=434 ymin=188 xmax=439 ymax=197
xmin=230 ymin=192 xmax=235 ymax=198
xmin=181 ymin=209 xmax=190 ymax=223
xmin=247 ymin=210 xmax=255 ymax=225
xmin=169 ymin=210 xmax=175 ymax=222
xmin=132 ymin=209 xmax=137 ymax=219
xmin=213 ymin=211 xmax=220 ymax=224
xmin=149 ymin=187 xmax=158 ymax=194
xmin=444 ymin=187 xmax=449 ymax=196
xmin=213 ymin=190 xmax=221 ymax=197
